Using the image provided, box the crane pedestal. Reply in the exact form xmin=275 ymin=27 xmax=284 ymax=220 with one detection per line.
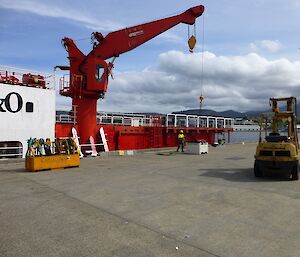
xmin=73 ymin=97 xmax=97 ymax=147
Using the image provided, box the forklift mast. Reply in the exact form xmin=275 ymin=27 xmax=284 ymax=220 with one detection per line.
xmin=269 ymin=97 xmax=298 ymax=146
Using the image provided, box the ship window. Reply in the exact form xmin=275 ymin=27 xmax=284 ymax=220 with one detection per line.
xmin=95 ymin=64 xmax=104 ymax=82
xmin=26 ymin=102 xmax=34 ymax=112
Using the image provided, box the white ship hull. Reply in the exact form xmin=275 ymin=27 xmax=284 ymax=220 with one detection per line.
xmin=0 ymin=83 xmax=55 ymax=158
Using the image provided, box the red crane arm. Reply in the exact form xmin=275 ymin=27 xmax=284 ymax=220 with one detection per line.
xmin=60 ymin=5 xmax=204 ymax=100
xmin=89 ymin=5 xmax=204 ymax=60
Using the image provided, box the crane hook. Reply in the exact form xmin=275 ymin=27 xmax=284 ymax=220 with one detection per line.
xmin=199 ymin=95 xmax=205 ymax=109
xmin=188 ymin=23 xmax=197 ymax=52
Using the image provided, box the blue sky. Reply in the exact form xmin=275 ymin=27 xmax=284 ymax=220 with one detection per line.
xmin=1 ymin=0 xmax=300 ymax=113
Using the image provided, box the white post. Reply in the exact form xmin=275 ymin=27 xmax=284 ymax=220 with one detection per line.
xmin=99 ymin=127 xmax=109 ymax=152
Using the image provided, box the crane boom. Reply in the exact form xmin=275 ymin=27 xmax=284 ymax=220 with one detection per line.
xmin=89 ymin=5 xmax=204 ymax=60
xmin=61 ymin=5 xmax=204 ymax=99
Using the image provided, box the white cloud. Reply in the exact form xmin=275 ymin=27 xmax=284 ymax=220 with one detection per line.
xmin=250 ymin=40 xmax=282 ymax=53
xmin=0 ymin=0 xmax=123 ymax=31
xmin=96 ymin=50 xmax=300 ymax=113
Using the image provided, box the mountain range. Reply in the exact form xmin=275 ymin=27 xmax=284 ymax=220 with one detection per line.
xmin=57 ymin=101 xmax=300 ymax=119
xmin=173 ymin=102 xmax=300 ymax=119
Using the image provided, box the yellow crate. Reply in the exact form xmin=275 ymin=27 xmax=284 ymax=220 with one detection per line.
xmin=25 ymin=154 xmax=80 ymax=172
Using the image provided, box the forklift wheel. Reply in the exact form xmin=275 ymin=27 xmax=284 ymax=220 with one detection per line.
xmin=291 ymin=165 xmax=299 ymax=181
xmin=254 ymin=161 xmax=263 ymax=178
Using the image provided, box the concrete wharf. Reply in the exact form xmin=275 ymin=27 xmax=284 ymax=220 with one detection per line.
xmin=1 ymin=143 xmax=300 ymax=257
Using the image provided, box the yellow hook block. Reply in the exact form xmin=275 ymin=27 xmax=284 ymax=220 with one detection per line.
xmin=188 ymin=35 xmax=197 ymax=52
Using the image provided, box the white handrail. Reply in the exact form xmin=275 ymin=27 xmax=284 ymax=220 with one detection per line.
xmin=0 ymin=145 xmax=23 ymax=158
xmin=0 ymin=153 xmax=23 ymax=157
xmin=56 ymin=111 xmax=234 ymax=128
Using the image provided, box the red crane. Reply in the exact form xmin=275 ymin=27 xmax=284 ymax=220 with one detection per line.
xmin=60 ymin=5 xmax=205 ymax=145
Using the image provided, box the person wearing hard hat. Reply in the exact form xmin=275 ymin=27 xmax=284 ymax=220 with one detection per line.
xmin=177 ymin=130 xmax=185 ymax=152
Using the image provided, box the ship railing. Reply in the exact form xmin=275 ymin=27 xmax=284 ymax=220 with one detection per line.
xmin=97 ymin=116 xmax=152 ymax=126
xmin=97 ymin=113 xmax=162 ymax=127
xmin=55 ymin=111 xmax=234 ymax=128
xmin=0 ymin=146 xmax=23 ymax=159
xmin=59 ymin=74 xmax=70 ymax=93
xmin=166 ymin=114 xmax=234 ymax=128
xmin=55 ymin=111 xmax=160 ymax=127
xmin=0 ymin=65 xmax=55 ymax=90
xmin=56 ymin=114 xmax=77 ymax=124
xmin=56 ymin=106 xmax=77 ymax=124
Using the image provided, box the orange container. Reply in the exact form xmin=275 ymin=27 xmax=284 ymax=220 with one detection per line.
xmin=25 ymin=154 xmax=80 ymax=172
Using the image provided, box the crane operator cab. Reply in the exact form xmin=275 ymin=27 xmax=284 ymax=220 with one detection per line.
xmin=84 ymin=58 xmax=109 ymax=98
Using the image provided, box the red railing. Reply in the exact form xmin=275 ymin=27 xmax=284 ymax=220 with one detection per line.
xmin=0 ymin=66 xmax=54 ymax=89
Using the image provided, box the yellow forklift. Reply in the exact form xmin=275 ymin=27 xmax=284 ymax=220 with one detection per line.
xmin=254 ymin=97 xmax=299 ymax=180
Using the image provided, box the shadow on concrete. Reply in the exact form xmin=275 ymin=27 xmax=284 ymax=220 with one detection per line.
xmin=0 ymin=168 xmax=29 ymax=173
xmin=200 ymin=168 xmax=292 ymax=182
xmin=156 ymin=151 xmax=182 ymax=156
xmin=11 ymin=168 xmax=29 ymax=173
xmin=0 ymin=168 xmax=27 ymax=173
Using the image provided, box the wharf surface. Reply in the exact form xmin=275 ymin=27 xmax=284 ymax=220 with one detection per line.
xmin=1 ymin=143 xmax=300 ymax=257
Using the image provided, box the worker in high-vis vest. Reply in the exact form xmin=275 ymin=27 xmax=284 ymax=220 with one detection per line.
xmin=177 ymin=130 xmax=185 ymax=152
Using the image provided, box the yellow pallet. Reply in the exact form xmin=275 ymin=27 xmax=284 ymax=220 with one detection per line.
xmin=25 ymin=154 xmax=80 ymax=172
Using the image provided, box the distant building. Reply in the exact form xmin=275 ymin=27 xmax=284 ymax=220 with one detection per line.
xmin=233 ymin=118 xmax=260 ymax=131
